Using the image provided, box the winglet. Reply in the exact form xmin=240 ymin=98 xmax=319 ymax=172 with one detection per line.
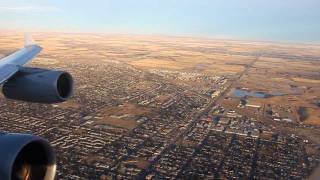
xmin=24 ymin=33 xmax=37 ymax=47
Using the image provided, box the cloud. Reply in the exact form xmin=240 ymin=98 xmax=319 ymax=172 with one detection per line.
xmin=0 ymin=5 xmax=59 ymax=13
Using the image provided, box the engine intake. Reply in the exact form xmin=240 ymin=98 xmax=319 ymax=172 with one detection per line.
xmin=2 ymin=68 xmax=74 ymax=103
xmin=56 ymin=72 xmax=73 ymax=100
xmin=0 ymin=133 xmax=56 ymax=180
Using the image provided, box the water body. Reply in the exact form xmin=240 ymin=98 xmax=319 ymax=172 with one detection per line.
xmin=232 ymin=89 xmax=286 ymax=98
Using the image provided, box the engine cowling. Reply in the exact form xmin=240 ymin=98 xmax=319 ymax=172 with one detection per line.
xmin=0 ymin=133 xmax=56 ymax=180
xmin=2 ymin=67 xmax=74 ymax=103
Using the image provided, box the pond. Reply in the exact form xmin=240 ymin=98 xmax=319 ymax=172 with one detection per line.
xmin=232 ymin=89 xmax=286 ymax=98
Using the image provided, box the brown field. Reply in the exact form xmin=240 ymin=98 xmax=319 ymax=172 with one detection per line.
xmin=292 ymin=77 xmax=320 ymax=84
xmin=93 ymin=103 xmax=152 ymax=129
xmin=94 ymin=117 xmax=138 ymax=130
xmin=155 ymin=95 xmax=171 ymax=104
xmin=123 ymin=158 xmax=150 ymax=169
xmin=54 ymin=100 xmax=81 ymax=109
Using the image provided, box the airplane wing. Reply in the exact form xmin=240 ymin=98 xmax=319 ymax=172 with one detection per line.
xmin=0 ymin=34 xmax=42 ymax=85
xmin=0 ymin=64 xmax=19 ymax=84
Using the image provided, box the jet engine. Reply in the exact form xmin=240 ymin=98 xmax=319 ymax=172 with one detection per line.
xmin=0 ymin=133 xmax=56 ymax=180
xmin=2 ymin=67 xmax=74 ymax=103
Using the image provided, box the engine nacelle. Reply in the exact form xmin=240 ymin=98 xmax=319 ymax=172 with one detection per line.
xmin=0 ymin=133 xmax=56 ymax=180
xmin=2 ymin=67 xmax=74 ymax=103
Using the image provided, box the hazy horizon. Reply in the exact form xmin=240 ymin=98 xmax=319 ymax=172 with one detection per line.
xmin=0 ymin=0 xmax=320 ymax=43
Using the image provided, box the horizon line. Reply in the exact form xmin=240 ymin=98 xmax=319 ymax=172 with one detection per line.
xmin=0 ymin=29 xmax=319 ymax=46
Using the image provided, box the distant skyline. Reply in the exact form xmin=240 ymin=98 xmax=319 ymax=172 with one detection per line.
xmin=0 ymin=0 xmax=320 ymax=43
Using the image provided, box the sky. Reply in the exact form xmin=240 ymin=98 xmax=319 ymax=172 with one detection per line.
xmin=0 ymin=0 xmax=320 ymax=43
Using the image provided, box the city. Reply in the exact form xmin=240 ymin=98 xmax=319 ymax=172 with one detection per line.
xmin=0 ymin=33 xmax=319 ymax=179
